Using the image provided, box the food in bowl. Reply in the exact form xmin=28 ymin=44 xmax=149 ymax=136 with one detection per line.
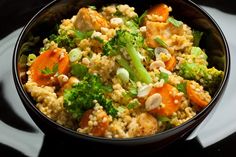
xmin=23 ymin=3 xmax=223 ymax=138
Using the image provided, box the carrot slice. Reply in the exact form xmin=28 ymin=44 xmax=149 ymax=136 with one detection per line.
xmin=165 ymin=56 xmax=176 ymax=71
xmin=30 ymin=49 xmax=70 ymax=86
xmin=186 ymin=81 xmax=210 ymax=108
xmin=79 ymin=109 xmax=93 ymax=129
xmin=147 ymin=3 xmax=170 ymax=22
xmin=149 ymin=84 xmax=181 ymax=116
xmin=91 ymin=120 xmax=109 ymax=137
xmin=79 ymin=109 xmax=109 ymax=137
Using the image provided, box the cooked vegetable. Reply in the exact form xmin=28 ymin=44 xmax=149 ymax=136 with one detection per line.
xmin=63 ymin=72 xmax=117 ymax=119
xmin=68 ymin=48 xmax=83 ymax=62
xmin=116 ymin=68 xmax=129 ymax=83
xmin=79 ymin=109 xmax=109 ymax=137
xmin=148 ymin=84 xmax=182 ymax=116
xmin=27 ymin=54 xmax=36 ymax=66
xmin=178 ymin=47 xmax=223 ymax=94
xmin=167 ymin=17 xmax=183 ymax=27
xmin=193 ymin=30 xmax=203 ymax=47
xmin=103 ymin=29 xmax=152 ymax=83
xmin=30 ymin=49 xmax=70 ymax=86
xmin=186 ymin=81 xmax=211 ymax=107
xmin=165 ymin=56 xmax=176 ymax=71
xmin=146 ymin=3 xmax=170 ymax=22
xmin=159 ymin=72 xmax=169 ymax=83
xmin=176 ymin=82 xmax=187 ymax=95
xmin=154 ymin=37 xmax=168 ymax=48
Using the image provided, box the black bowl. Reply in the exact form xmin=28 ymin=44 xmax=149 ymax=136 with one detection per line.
xmin=12 ymin=0 xmax=230 ymax=153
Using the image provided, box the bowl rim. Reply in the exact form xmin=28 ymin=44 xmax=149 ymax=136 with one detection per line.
xmin=12 ymin=0 xmax=230 ymax=144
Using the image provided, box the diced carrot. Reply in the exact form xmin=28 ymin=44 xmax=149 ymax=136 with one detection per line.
xmin=79 ymin=109 xmax=93 ymax=129
xmin=165 ymin=56 xmax=176 ymax=71
xmin=186 ymin=81 xmax=209 ymax=107
xmin=149 ymin=84 xmax=181 ymax=116
xmin=79 ymin=109 xmax=109 ymax=137
xmin=91 ymin=120 xmax=109 ymax=137
xmin=30 ymin=49 xmax=70 ymax=86
xmin=147 ymin=3 xmax=170 ymax=22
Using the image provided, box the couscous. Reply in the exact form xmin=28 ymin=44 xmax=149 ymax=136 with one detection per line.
xmin=24 ymin=3 xmax=223 ymax=138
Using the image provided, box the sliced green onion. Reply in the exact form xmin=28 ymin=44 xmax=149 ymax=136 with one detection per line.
xmin=89 ymin=5 xmax=96 ymax=10
xmin=154 ymin=37 xmax=168 ymax=48
xmin=159 ymin=72 xmax=169 ymax=83
xmin=116 ymin=68 xmax=129 ymax=83
xmin=176 ymin=82 xmax=187 ymax=95
xmin=69 ymin=48 xmax=82 ymax=62
xmin=27 ymin=54 xmax=36 ymax=66
xmin=157 ymin=115 xmax=170 ymax=122
xmin=167 ymin=17 xmax=183 ymax=27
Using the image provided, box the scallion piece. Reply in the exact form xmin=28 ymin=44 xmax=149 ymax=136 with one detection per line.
xmin=167 ymin=17 xmax=183 ymax=27
xmin=154 ymin=37 xmax=168 ymax=48
xmin=69 ymin=48 xmax=82 ymax=62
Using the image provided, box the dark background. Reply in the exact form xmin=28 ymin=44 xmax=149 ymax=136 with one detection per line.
xmin=0 ymin=0 xmax=236 ymax=156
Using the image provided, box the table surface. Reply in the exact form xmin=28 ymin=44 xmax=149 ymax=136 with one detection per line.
xmin=1 ymin=0 xmax=236 ymax=156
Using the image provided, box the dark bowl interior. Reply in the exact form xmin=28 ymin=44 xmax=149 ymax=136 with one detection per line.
xmin=12 ymin=0 xmax=230 ymax=151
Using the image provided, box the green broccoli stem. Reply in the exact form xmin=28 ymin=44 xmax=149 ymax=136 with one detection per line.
xmin=125 ymin=44 xmax=152 ymax=84
xmin=116 ymin=57 xmax=138 ymax=81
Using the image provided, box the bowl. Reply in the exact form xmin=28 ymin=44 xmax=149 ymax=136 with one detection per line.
xmin=12 ymin=0 xmax=230 ymax=153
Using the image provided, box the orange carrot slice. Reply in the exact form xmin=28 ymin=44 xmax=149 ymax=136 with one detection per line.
xmin=149 ymin=84 xmax=181 ymax=116
xmin=30 ymin=49 xmax=70 ymax=86
xmin=186 ymin=81 xmax=210 ymax=107
xmin=147 ymin=3 xmax=170 ymax=22
xmin=165 ymin=56 xmax=176 ymax=71
xmin=79 ymin=109 xmax=109 ymax=137
xmin=79 ymin=109 xmax=93 ymax=129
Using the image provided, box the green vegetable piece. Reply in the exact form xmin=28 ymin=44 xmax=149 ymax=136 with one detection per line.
xmin=88 ymin=5 xmax=96 ymax=10
xmin=159 ymin=72 xmax=169 ymax=83
xmin=167 ymin=17 xmax=183 ymax=27
xmin=192 ymin=30 xmax=203 ymax=47
xmin=176 ymin=82 xmax=187 ymax=95
xmin=69 ymin=48 xmax=82 ymax=62
xmin=27 ymin=54 xmax=36 ymax=66
xmin=94 ymin=36 xmax=104 ymax=43
xmin=103 ymin=30 xmax=151 ymax=83
xmin=70 ymin=63 xmax=88 ymax=80
xmin=116 ymin=68 xmax=129 ymax=83
xmin=128 ymin=81 xmax=138 ymax=97
xmin=49 ymin=33 xmax=76 ymax=51
xmin=127 ymin=100 xmax=139 ymax=109
xmin=154 ymin=37 xmax=168 ymax=48
xmin=63 ymin=74 xmax=118 ymax=119
xmin=191 ymin=47 xmax=207 ymax=60
xmin=116 ymin=57 xmax=138 ymax=81
xmin=40 ymin=63 xmax=58 ymax=75
xmin=74 ymin=30 xmax=93 ymax=41
xmin=138 ymin=10 xmax=147 ymax=25
xmin=157 ymin=115 xmax=170 ymax=122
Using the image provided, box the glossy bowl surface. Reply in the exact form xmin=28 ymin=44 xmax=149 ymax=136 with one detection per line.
xmin=13 ymin=0 xmax=230 ymax=150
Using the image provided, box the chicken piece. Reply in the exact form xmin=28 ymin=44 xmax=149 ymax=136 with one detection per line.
xmin=74 ymin=8 xmax=109 ymax=32
xmin=128 ymin=113 xmax=159 ymax=137
xmin=146 ymin=20 xmax=193 ymax=50
xmin=145 ymin=21 xmax=169 ymax=48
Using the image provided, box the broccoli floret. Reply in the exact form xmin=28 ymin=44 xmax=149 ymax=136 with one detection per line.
xmin=63 ymin=64 xmax=117 ymax=119
xmin=103 ymin=29 xmax=152 ymax=84
xmin=178 ymin=47 xmax=223 ymax=94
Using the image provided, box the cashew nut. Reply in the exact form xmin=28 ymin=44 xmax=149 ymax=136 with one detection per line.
xmin=149 ymin=60 xmax=165 ymax=70
xmin=145 ymin=93 xmax=162 ymax=111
